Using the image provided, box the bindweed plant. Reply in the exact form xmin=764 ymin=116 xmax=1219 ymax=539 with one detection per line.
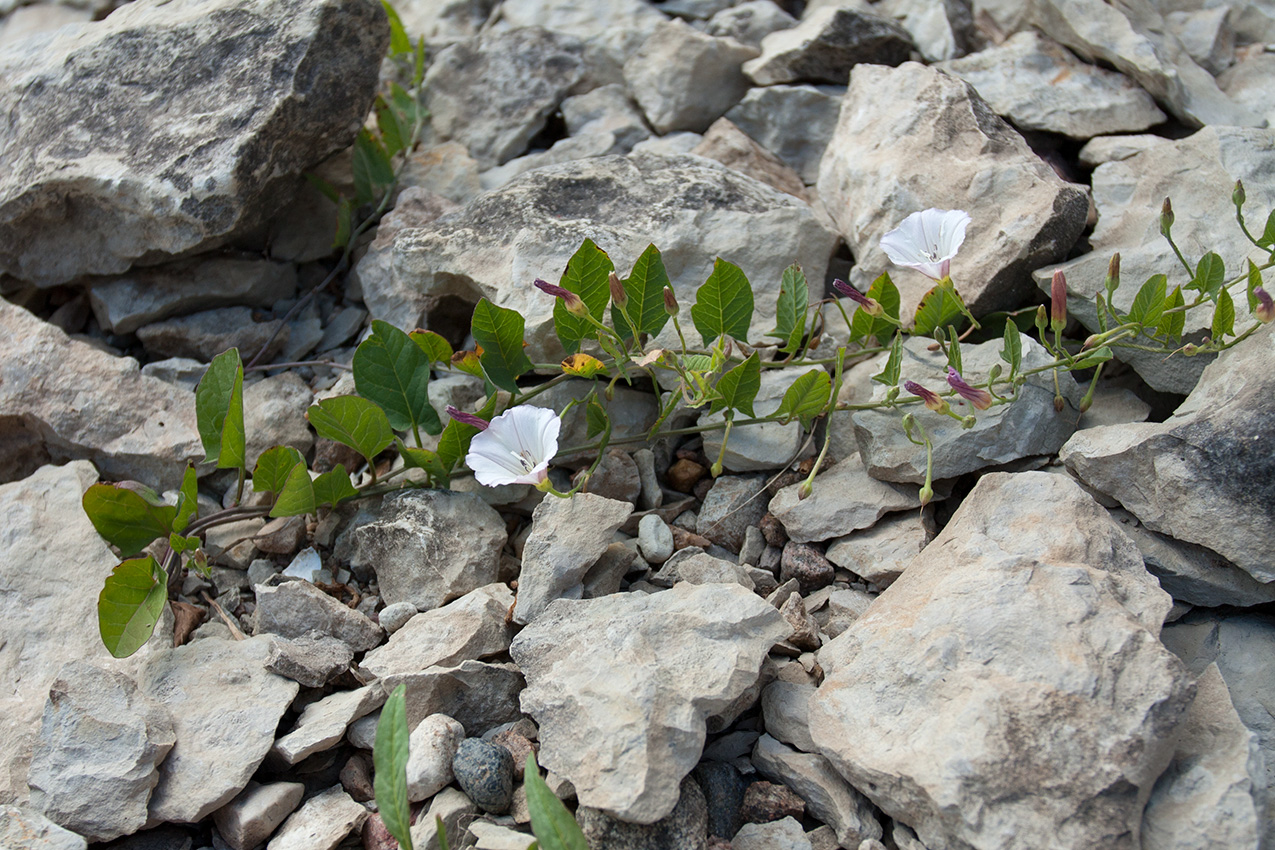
xmin=80 ymin=181 xmax=1275 ymax=657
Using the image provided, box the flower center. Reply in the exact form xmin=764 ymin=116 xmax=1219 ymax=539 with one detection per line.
xmin=511 ymin=449 xmax=538 ymax=473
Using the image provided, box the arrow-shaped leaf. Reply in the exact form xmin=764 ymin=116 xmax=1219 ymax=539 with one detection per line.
xmin=98 ymin=556 xmax=168 ymax=658
xmin=354 ymin=319 xmax=442 ymax=437
xmin=307 ymin=396 xmax=395 ymax=467
xmin=691 ymin=259 xmax=754 ymax=346
xmin=471 ymin=298 xmax=533 ymax=393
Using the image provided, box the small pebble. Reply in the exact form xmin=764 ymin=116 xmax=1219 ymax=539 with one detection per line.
xmin=452 ymin=738 xmax=515 ymax=814
xmin=740 ymin=780 xmax=805 ymax=824
xmin=378 ymin=601 xmax=417 ymax=634
xmin=637 ymin=514 xmax=675 ymax=564
xmin=780 ymin=542 xmax=834 ymax=594
xmin=280 ymin=546 xmax=322 ymax=581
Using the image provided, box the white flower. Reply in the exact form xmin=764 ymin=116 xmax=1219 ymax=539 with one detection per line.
xmin=879 ymin=208 xmax=971 ymax=280
xmin=465 ymin=406 xmax=561 ymax=487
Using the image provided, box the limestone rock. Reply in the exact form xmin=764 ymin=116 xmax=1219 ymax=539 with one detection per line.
xmin=769 ymin=455 xmax=923 ymax=544
xmin=1037 ymin=126 xmax=1275 ymax=394
xmin=212 ymin=782 xmax=305 ymax=850
xmin=352 ymin=154 xmax=837 ymax=365
xmin=252 ymin=580 xmax=384 ymax=653
xmin=818 ymin=62 xmax=1088 ymax=318
xmin=512 ymin=584 xmax=787 ymax=823
xmin=1060 ymin=323 xmax=1275 ymax=583
xmin=725 ymin=84 xmax=843 ymax=184
xmin=28 ymin=662 xmax=175 ymax=842
xmin=808 ymin=472 xmax=1191 ymax=850
xmin=691 ymin=118 xmax=808 ymax=200
xmin=343 ymin=490 xmax=507 ymax=611
xmin=1218 ymin=49 xmax=1275 ymax=129
xmin=513 ymin=493 xmax=633 ymax=624
xmin=705 ymin=0 xmax=799 ymax=47
xmin=624 ymin=20 xmax=759 ymax=134
xmin=242 ymin=373 xmax=314 ymax=470
xmin=575 ymin=776 xmax=710 ymax=850
xmin=733 ymin=816 xmax=812 ymax=850
xmin=697 ymin=474 xmax=770 ymax=553
xmin=743 ymin=6 xmax=914 ymax=85
xmin=140 ymin=637 xmax=300 ymax=824
xmin=761 ymin=680 xmax=818 ymax=754
xmin=937 ymin=31 xmax=1166 ymax=138
xmin=824 ymin=512 xmax=933 ymax=588
xmin=360 ymin=584 xmax=516 ymax=680
xmin=265 ymin=785 xmax=368 ymax=850
xmin=0 ymin=804 xmax=86 ymax=850
xmin=408 ymin=787 xmax=478 ymax=849
xmin=135 ymin=306 xmax=286 ymax=363
xmin=424 ymin=27 xmax=585 ymax=169
xmin=0 ymin=302 xmax=201 ymax=490
xmin=850 ymin=334 xmax=1082 ymax=484
xmin=700 ymin=366 xmax=809 ymax=471
xmin=1029 ymin=0 xmax=1261 ymax=128
xmin=875 ymin=0 xmax=974 ymax=61
xmin=0 ymin=0 xmax=388 ymax=286
xmin=273 ymin=685 xmax=385 ymax=765
xmin=406 ymin=714 xmax=465 ymax=802
xmin=385 ymin=661 xmax=526 ymax=735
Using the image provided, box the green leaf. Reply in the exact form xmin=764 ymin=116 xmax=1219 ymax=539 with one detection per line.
xmin=195 ymin=349 xmax=246 ymax=470
xmin=352 ymin=128 xmax=395 ymax=206
xmin=252 ymin=446 xmax=305 ymax=496
xmin=945 ymin=329 xmax=962 ymax=374
xmin=437 ymin=395 xmax=497 ymax=472
xmin=1190 ymin=252 xmax=1226 ymax=297
xmin=374 ymin=684 xmax=415 ymax=850
xmin=471 ymin=298 xmax=534 ymax=393
xmin=168 ymin=532 xmax=201 ymax=555
xmin=586 ymin=397 xmax=610 ymax=440
xmin=1247 ymin=259 xmax=1263 ymax=314
xmin=691 ymin=259 xmax=754 ymax=346
xmin=1212 ymin=288 xmax=1236 ymax=339
xmin=682 ymin=354 xmax=713 ymax=373
xmin=1127 ymin=274 xmax=1168 ymax=326
xmin=873 ymin=332 xmax=903 ymax=386
xmin=334 ymin=197 xmax=353 ymax=249
xmin=172 ymin=464 xmax=199 ymax=534
xmin=375 ymin=95 xmax=407 ymax=159
xmin=1072 ymin=346 xmax=1114 ymax=369
xmin=397 ymin=440 xmax=451 ymax=486
xmin=711 ymin=352 xmax=761 ymax=417
xmin=304 ymin=173 xmax=341 ymax=204
xmin=613 ymin=244 xmax=672 ymax=341
xmin=849 ymin=272 xmax=901 ymax=345
xmin=82 ymin=483 xmax=176 ymax=558
xmin=98 ymin=556 xmax=167 ymax=658
xmin=555 ymin=238 xmax=614 ymax=355
xmin=380 ymin=0 xmax=413 ymax=55
xmin=912 ymin=279 xmax=966 ymax=338
xmin=410 ymin=330 xmax=454 ymax=366
xmin=1156 ymin=285 xmax=1185 ymax=342
xmin=999 ymin=319 xmax=1022 ymax=380
xmin=413 ymin=36 xmax=426 ymax=87
xmin=270 ymin=463 xmax=318 ymax=517
xmin=768 ymin=265 xmax=809 ymax=354
xmin=437 ymin=816 xmax=451 ymax=850
xmin=354 ymin=320 xmax=442 ymax=437
xmin=390 ymin=83 xmax=418 ymax=132
xmin=775 ymin=369 xmax=832 ymax=428
xmin=314 ymin=466 xmax=359 ymax=508
xmin=1259 ymin=208 xmax=1275 ymax=249
xmin=307 ymin=396 xmax=395 ymax=467
xmin=525 ymin=754 xmax=589 ymax=850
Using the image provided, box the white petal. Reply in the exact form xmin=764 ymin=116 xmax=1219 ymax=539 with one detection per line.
xmin=465 ymin=406 xmax=561 ymax=487
xmin=880 ymin=209 xmax=971 ymax=279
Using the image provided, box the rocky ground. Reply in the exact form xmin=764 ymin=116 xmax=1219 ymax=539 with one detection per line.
xmin=1 ymin=0 xmax=1273 ymax=849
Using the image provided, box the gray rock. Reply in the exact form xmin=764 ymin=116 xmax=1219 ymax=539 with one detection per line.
xmin=265 ymin=785 xmax=368 ymax=850
xmin=510 ymin=583 xmax=788 ymax=823
xmin=252 ymin=581 xmax=384 ymax=653
xmin=762 ymin=681 xmax=818 ymax=754
xmin=875 ymin=0 xmax=974 ymax=61
xmin=1161 ymin=612 xmax=1275 ymax=848
xmin=27 ymin=662 xmax=174 ymax=842
xmin=0 ymin=0 xmax=387 ymax=286
xmin=697 ymin=474 xmax=770 ymax=553
xmin=343 ymin=490 xmax=507 ymax=611
xmin=141 ymin=637 xmax=300 ymax=824
xmin=452 ymin=739 xmax=515 ymax=814
xmin=136 ymin=306 xmax=286 ymax=364
xmin=424 ymin=28 xmax=585 ymax=169
xmin=1166 ymin=6 xmax=1235 ymax=75
xmin=808 ymin=472 xmax=1190 ymax=850
xmin=751 ymin=734 xmax=883 ymax=849
xmin=1060 ymin=323 xmax=1275 ymax=583
xmin=212 ymin=782 xmax=305 ymax=850
xmin=242 ymin=372 xmax=314 ymax=470
xmin=851 ymin=334 xmax=1083 ymax=484
xmin=1 ymin=303 xmax=201 ymax=490
xmin=273 ymin=685 xmax=385 ymax=765
xmin=408 ymin=787 xmax=478 ymax=849
xmin=386 ymin=661 xmax=526 ymax=735
xmin=584 ymin=541 xmax=645 ymax=598
xmin=1218 ymin=49 xmax=1275 ymax=129
xmin=733 ymin=816 xmax=813 ymax=850
xmin=528 ymin=380 xmax=660 ymax=465
xmin=1076 ymin=384 xmax=1152 ymax=431
xmin=360 ymin=584 xmax=515 ymax=680
xmin=0 ymin=4 xmax=93 ymax=49
xmin=562 ymin=84 xmax=653 ymax=154
xmin=1029 ymin=0 xmax=1260 ymax=128
xmin=377 ymin=601 xmax=419 ymax=635
xmin=352 ymin=153 xmax=836 ymax=365
xmin=824 ymin=512 xmax=932 ymax=588
xmin=819 ymin=61 xmax=1088 ymax=319
xmin=513 ymin=493 xmax=633 ymax=625
xmin=652 ymin=548 xmax=756 ymax=590
xmin=579 ymin=449 xmax=642 ymax=504
xmin=744 ymin=6 xmax=914 ymax=85
xmin=633 ymin=448 xmax=662 ymax=510
xmin=264 ymin=634 xmax=353 ymax=688
xmin=704 ymin=0 xmax=799 ymax=47
xmin=479 ymin=129 xmax=621 ymax=192
xmin=694 ymin=760 xmax=747 ymax=839
xmin=1037 ymin=126 xmax=1275 ymax=394
xmin=1077 ymin=133 xmax=1170 ymax=168
xmin=406 ymin=714 xmax=465 ymax=802
xmin=637 ymin=514 xmax=675 ymax=564
xmin=576 ymin=776 xmax=709 ymax=850
xmin=390 ymin=0 xmax=494 ymax=47
xmin=701 ymin=367 xmax=808 ymax=472
xmin=692 ymin=117 xmax=809 ymax=200
xmin=937 ymin=31 xmax=1166 ymax=138
xmin=0 ymin=462 xmax=171 ymax=805
xmin=88 ymin=258 xmax=297 ymax=335
xmin=1141 ymin=663 xmax=1263 ymax=850
xmin=725 ymin=84 xmax=843 ymax=184
xmin=624 ymin=20 xmax=759 ymax=134
xmin=769 ymin=455 xmax=923 ymax=543
xmin=0 ymin=804 xmax=87 ymax=850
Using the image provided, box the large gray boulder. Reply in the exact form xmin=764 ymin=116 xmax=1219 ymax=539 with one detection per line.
xmin=1061 ymin=323 xmax=1275 ymax=584
xmin=511 ymin=583 xmax=788 ymax=824
xmin=352 ymin=153 xmax=838 ymax=364
xmin=818 ymin=62 xmax=1089 ymax=318
xmin=809 ymin=471 xmax=1192 ymax=850
xmin=0 ymin=0 xmax=388 ymax=286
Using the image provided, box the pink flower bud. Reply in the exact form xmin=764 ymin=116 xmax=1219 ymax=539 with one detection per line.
xmin=832 ymin=279 xmax=883 ymax=316
xmin=1255 ymin=286 xmax=1274 ymax=323
xmin=1050 ymin=270 xmax=1067 ymax=332
xmin=445 ymin=406 xmax=489 ymax=431
xmin=535 ymin=278 xmax=588 ymax=318
xmin=609 ymin=272 xmax=628 ymax=308
xmin=945 ymin=366 xmax=993 ymax=410
xmin=663 ymin=286 xmax=679 ymax=316
xmin=903 ymin=380 xmax=949 ymax=414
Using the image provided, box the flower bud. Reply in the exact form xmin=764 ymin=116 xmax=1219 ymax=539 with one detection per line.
xmin=1233 ymin=179 xmax=1246 ymax=208
xmin=1182 ymin=343 xmax=1200 ymax=357
xmin=1160 ymin=198 xmax=1174 ymax=236
xmin=1104 ymin=253 xmax=1120 ymax=292
xmin=884 ymin=386 xmax=900 ymax=403
xmin=1255 ymin=286 xmax=1274 ymax=323
xmin=1034 ymin=304 xmax=1048 ymax=338
xmin=663 ymin=286 xmax=679 ymax=316
xmin=900 ymin=411 xmax=916 ymax=435
xmin=445 ymin=405 xmax=490 ymax=431
xmin=832 ymin=279 xmax=884 ymax=316
xmin=903 ymin=380 xmax=948 ymax=414
xmin=609 ymin=272 xmax=628 ymax=308
xmin=1054 ymin=394 xmax=1065 ymax=413
xmin=946 ymin=366 xmax=993 ymax=410
xmin=535 ymin=278 xmax=589 ymax=318
xmin=1050 ymin=270 xmax=1067 ymax=332
xmin=919 ymin=483 xmax=933 ymax=507
xmin=798 ymin=481 xmax=813 ymax=501
xmin=1079 ymin=385 xmax=1095 ymax=414
xmin=1083 ymin=334 xmax=1099 ymax=350
xmin=710 ymin=459 xmax=723 ymax=478
xmin=962 ymin=415 xmax=977 ymax=429
xmin=988 ymin=364 xmax=1003 ymax=382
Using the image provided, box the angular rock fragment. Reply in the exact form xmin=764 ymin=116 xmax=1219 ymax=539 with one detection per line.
xmin=744 ymin=6 xmax=914 ymax=85
xmin=212 ymin=782 xmax=305 ymax=850
xmin=360 ymin=583 xmax=515 ymax=679
xmin=769 ymin=456 xmax=923 ymax=544
xmin=265 ymin=785 xmax=368 ymax=850
xmin=273 ymin=685 xmax=385 ymax=765
xmin=252 ymin=580 xmax=384 ymax=653
xmin=725 ymin=84 xmax=843 ymax=184
xmin=385 ymin=661 xmax=525 ymax=735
